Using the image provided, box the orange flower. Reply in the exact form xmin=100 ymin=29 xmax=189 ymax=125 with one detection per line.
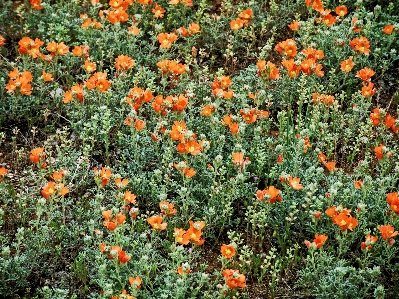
xmin=378 ymin=224 xmax=398 ymax=244
xmin=85 ymin=72 xmax=111 ymax=92
xmin=387 ymin=192 xmax=399 ymax=214
xmin=239 ymin=8 xmax=252 ymax=26
xmin=384 ymin=114 xmax=396 ymax=129
xmin=177 ymin=265 xmax=191 ymax=275
xmin=303 ymin=137 xmax=312 ymax=152
xmin=135 ymin=119 xmax=146 ymax=131
xmin=129 ymin=276 xmax=142 ymax=288
xmin=30 ymin=147 xmax=45 ymax=163
xmin=0 ymin=35 xmax=6 ymax=47
xmin=201 ymin=105 xmax=216 ymax=116
xmin=256 ymin=186 xmax=282 ymax=203
xmin=42 ymin=71 xmax=54 ymax=82
xmin=158 ymin=33 xmax=178 ymax=49
xmin=137 ymin=0 xmax=152 ymax=4
xmin=117 ymin=213 xmax=126 ymax=224
xmin=340 ymin=58 xmax=354 ymax=72
xmin=361 ymin=234 xmax=378 ymax=251
xmin=304 ymin=234 xmax=328 ymax=249
xmin=112 ymin=289 xmax=135 ymax=299
xmin=0 ymin=167 xmax=8 ymax=178
xmin=361 ymin=82 xmax=376 ymax=98
xmin=57 ymin=183 xmax=69 ymax=196
xmin=335 ymin=5 xmax=348 ymax=17
xmin=325 ymin=206 xmax=338 ymax=217
xmin=30 ymin=0 xmax=43 ymax=10
xmin=128 ymin=26 xmax=140 ymax=35
xmin=152 ymin=3 xmax=165 ymax=18
xmin=222 ymin=269 xmax=246 ymax=289
xmin=221 ymin=115 xmax=232 ymax=126
xmin=322 ymin=14 xmax=336 ymax=26
xmin=185 ymin=220 xmax=205 ymax=245
xmin=354 ymin=180 xmax=363 ymax=189
xmin=314 ymin=211 xmax=322 ymax=219
xmin=72 ymin=46 xmax=83 ymax=56
xmin=324 ymin=161 xmax=336 ymax=171
xmin=230 ymin=18 xmax=244 ymax=30
xmin=97 ymin=167 xmax=112 ymax=186
xmin=311 ymin=49 xmax=327 ymax=63
xmin=168 ymin=0 xmax=193 ymax=6
xmin=287 ymin=176 xmax=303 ymax=190
xmin=240 ymin=109 xmax=257 ymax=124
xmin=184 ymin=167 xmax=196 ymax=178
xmin=288 ymin=20 xmax=299 ymax=30
xmin=332 ymin=212 xmax=358 ymax=231
xmin=159 ymin=201 xmax=177 ymax=217
xmin=256 ymin=60 xmax=280 ymax=79
xmin=318 ymin=153 xmax=336 ymax=171
xmin=102 ymin=210 xmax=120 ymax=231
xmin=115 ymin=55 xmax=135 ymax=71
xmin=184 ymin=140 xmax=203 ymax=156
xmin=349 ymin=36 xmax=370 ymax=55
xmin=147 ymin=215 xmax=167 ymax=230
xmin=370 ymin=108 xmax=380 ymax=126
xmin=84 ymin=60 xmax=96 ymax=72
xmin=174 ymin=162 xmax=196 ymax=178
xmin=51 ymin=169 xmax=66 ymax=181
xmin=20 ymin=82 xmax=33 ymax=96
xmin=41 ymin=181 xmax=56 ymax=199
xmin=56 ymin=42 xmax=69 ymax=56
xmin=188 ymin=22 xmax=201 ymax=34
xmin=118 ymin=250 xmax=131 ymax=264
xmin=221 ymin=244 xmax=236 ymax=259
xmin=382 ymin=24 xmax=394 ymax=34
xmin=46 ymin=41 xmax=58 ymax=53
xmin=113 ymin=178 xmax=128 ymax=188
xmin=124 ymin=191 xmax=137 ymax=204
xmin=356 ymin=68 xmax=375 ymax=82
xmin=282 ymin=59 xmax=300 ymax=78
xmin=229 ymin=123 xmax=239 ymax=135
xmin=232 ymin=152 xmax=244 ymax=166
xmin=174 ymin=228 xmax=190 ymax=245
xmin=275 ymin=39 xmax=297 ymax=58
xmin=318 ymin=153 xmax=326 ymax=163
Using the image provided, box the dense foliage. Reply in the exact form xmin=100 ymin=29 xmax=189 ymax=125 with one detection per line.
xmin=1 ymin=0 xmax=399 ymax=298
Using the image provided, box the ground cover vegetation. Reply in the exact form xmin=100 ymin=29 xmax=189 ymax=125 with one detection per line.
xmin=0 ymin=0 xmax=399 ymax=298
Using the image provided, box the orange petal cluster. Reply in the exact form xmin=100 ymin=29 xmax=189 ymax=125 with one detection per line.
xmin=256 ymin=60 xmax=280 ymax=80
xmin=6 ymin=68 xmax=33 ymax=96
xmin=222 ymin=269 xmax=246 ymax=289
xmin=221 ymin=244 xmax=236 ymax=259
xmin=102 ymin=210 xmax=126 ymax=231
xmin=386 ymin=192 xmax=399 ymax=214
xmin=41 ymin=181 xmax=69 ymax=199
xmin=211 ymin=76 xmax=234 ymax=99
xmin=360 ymin=234 xmax=378 ymax=251
xmin=304 ymin=234 xmax=328 ymax=249
xmin=147 ymin=215 xmax=167 ymax=230
xmin=174 ymin=221 xmax=205 ymax=246
xmin=158 ymin=33 xmax=178 ymax=49
xmin=256 ymin=186 xmax=282 ymax=204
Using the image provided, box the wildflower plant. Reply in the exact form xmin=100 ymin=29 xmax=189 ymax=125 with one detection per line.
xmin=1 ymin=0 xmax=399 ymax=298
